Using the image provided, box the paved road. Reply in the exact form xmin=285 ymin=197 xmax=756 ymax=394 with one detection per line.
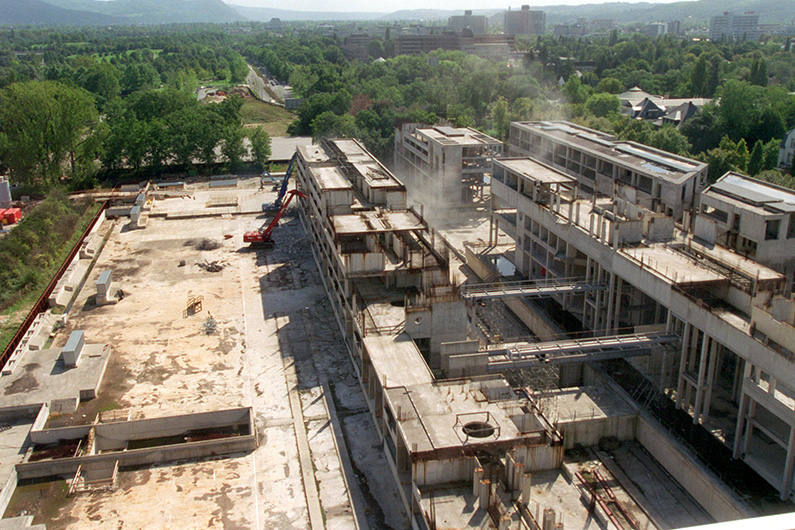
xmin=246 ymin=66 xmax=273 ymax=103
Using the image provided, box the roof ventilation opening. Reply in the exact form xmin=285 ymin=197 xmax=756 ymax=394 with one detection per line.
xmin=463 ymin=421 xmax=495 ymax=438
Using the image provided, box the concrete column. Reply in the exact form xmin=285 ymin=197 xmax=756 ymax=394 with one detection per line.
xmin=605 ymin=273 xmax=616 ymax=336
xmin=701 ymin=339 xmax=719 ymax=423
xmin=742 ymin=400 xmax=757 ymax=457
xmin=473 ymin=467 xmax=483 ymax=497
xmin=676 ymin=322 xmax=691 ymax=409
xmin=781 ymin=425 xmax=795 ymax=500
xmin=733 ymin=391 xmax=748 ymax=459
xmin=479 ymin=479 xmax=490 ymax=510
xmin=694 ymin=334 xmax=711 ymax=425
xmin=521 ymin=472 xmax=533 ymax=505
xmin=505 ymin=454 xmax=515 ymax=491
xmin=542 ymin=508 xmax=556 ymax=530
xmin=513 ymin=460 xmax=524 ymax=499
xmin=613 ymin=277 xmax=623 ymax=334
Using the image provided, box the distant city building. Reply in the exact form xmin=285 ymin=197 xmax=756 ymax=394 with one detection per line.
xmin=641 ymin=21 xmax=681 ymax=38
xmin=591 ymin=19 xmax=616 ymax=30
xmin=642 ymin=23 xmax=668 ymax=38
xmin=554 ymin=24 xmax=587 ymax=38
xmin=709 ymin=11 xmax=760 ymax=42
xmin=504 ymin=5 xmax=546 ymax=36
xmin=448 ymin=10 xmax=488 ymax=35
xmin=343 ymin=33 xmax=373 ymax=62
xmin=394 ymin=32 xmax=461 ymax=55
xmin=394 ymin=33 xmax=515 ymax=59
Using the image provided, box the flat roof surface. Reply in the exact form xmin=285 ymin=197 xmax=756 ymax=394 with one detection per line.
xmin=386 ymin=380 xmax=531 ymax=454
xmin=5 ymin=178 xmax=404 ymax=529
xmin=515 ymin=121 xmax=705 ymax=184
xmin=270 ymin=136 xmax=312 ymax=162
xmin=297 ymin=143 xmax=330 ymax=164
xmin=621 ymin=245 xmax=727 ymax=285
xmin=417 ymin=126 xmax=501 ymax=147
xmin=352 ymin=161 xmax=404 ymax=189
xmin=495 ymin=158 xmax=575 ymax=185
xmin=707 ymin=173 xmax=795 ymax=211
xmin=532 ymin=386 xmax=635 ymax=422
xmin=311 ymin=165 xmax=353 ymax=191
xmin=363 ymin=333 xmax=434 ymax=389
xmin=333 ymin=210 xmax=424 ymax=235
xmin=331 ymin=138 xmax=372 ymax=162
xmin=0 ymin=344 xmax=109 ymax=409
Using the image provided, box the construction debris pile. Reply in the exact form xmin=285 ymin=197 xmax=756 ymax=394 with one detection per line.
xmin=196 ymin=261 xmax=224 ymax=273
xmin=202 ymin=315 xmax=217 ymax=335
xmin=193 ymin=238 xmax=222 ymax=251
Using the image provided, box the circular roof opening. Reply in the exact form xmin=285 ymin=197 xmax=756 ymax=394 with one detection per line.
xmin=463 ymin=421 xmax=495 ymax=439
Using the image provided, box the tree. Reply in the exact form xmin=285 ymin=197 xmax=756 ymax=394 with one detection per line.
xmin=595 ymin=77 xmax=623 ymax=94
xmin=680 ymin=104 xmax=725 ymax=154
xmin=562 ymin=75 xmax=588 ymax=105
xmin=310 ymin=111 xmax=358 ymax=140
xmin=749 ymin=55 xmax=768 ymax=87
xmin=717 ymin=80 xmax=759 ymax=141
xmin=120 ymin=63 xmax=160 ymax=94
xmin=489 ymin=96 xmax=510 ymax=141
xmin=705 ymin=55 xmax=722 ymax=97
xmin=585 ymin=93 xmax=619 ymax=118
xmin=608 ymin=29 xmax=618 ymax=47
xmin=249 ymin=128 xmax=271 ymax=171
xmin=691 ymin=54 xmax=707 ymax=96
xmin=0 ymin=81 xmax=99 ymax=188
xmin=222 ymin=125 xmax=245 ymax=172
xmin=77 ymin=61 xmax=121 ymax=109
xmin=648 ymin=126 xmax=692 ymax=156
xmin=747 ymin=140 xmax=765 ymax=176
xmin=368 ymin=40 xmax=385 ymax=60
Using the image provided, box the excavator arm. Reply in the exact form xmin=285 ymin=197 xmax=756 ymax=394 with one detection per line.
xmin=244 ymin=189 xmax=307 ymax=246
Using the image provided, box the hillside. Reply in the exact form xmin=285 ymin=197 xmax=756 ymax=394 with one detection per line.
xmin=0 ymin=0 xmax=117 ymax=26
xmin=44 ymin=0 xmax=244 ymax=25
xmin=232 ymin=5 xmax=379 ymax=22
xmin=246 ymin=0 xmax=791 ymax=25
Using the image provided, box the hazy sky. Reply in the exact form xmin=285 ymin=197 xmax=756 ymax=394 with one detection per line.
xmin=229 ymin=0 xmax=683 ymax=14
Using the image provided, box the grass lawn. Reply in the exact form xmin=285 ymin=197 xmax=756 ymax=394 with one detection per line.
xmin=240 ymin=97 xmax=295 ymax=137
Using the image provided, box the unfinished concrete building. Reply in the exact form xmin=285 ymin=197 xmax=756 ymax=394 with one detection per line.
xmin=508 ymin=121 xmax=708 ymax=223
xmin=488 ymin=142 xmax=795 ymax=502
xmin=395 ymin=124 xmax=503 ymax=204
xmin=295 ymin=138 xmax=577 ymax=529
xmin=695 ymin=172 xmax=795 ymax=290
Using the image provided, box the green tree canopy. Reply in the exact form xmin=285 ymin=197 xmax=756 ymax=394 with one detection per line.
xmin=0 ymin=80 xmax=99 ymax=187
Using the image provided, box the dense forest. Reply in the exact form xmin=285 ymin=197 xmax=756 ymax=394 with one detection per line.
xmin=241 ymin=30 xmax=795 ymax=185
xmin=0 ymin=24 xmax=794 ymax=192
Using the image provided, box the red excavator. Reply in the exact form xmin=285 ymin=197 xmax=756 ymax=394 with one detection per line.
xmin=244 ymin=189 xmax=307 ymax=247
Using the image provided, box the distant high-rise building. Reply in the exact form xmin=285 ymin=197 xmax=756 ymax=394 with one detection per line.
xmin=641 ymin=21 xmax=681 ymax=38
xmin=504 ymin=5 xmax=545 ymax=36
xmin=709 ymin=11 xmax=760 ymax=41
xmin=448 ymin=10 xmax=488 ymax=35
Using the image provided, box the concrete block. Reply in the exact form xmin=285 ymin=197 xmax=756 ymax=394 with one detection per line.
xmin=96 ymin=270 xmax=112 ymax=298
xmin=62 ymin=330 xmax=85 ymax=367
xmin=51 ymin=397 xmax=79 ymax=414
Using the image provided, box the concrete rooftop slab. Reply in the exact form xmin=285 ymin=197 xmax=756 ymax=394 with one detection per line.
xmin=0 ymin=344 xmax=110 ymax=411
